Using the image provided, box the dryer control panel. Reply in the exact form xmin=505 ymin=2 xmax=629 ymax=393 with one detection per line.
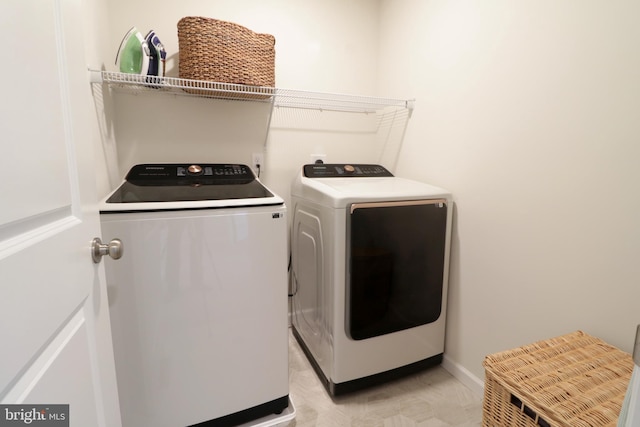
xmin=303 ymin=164 xmax=393 ymax=178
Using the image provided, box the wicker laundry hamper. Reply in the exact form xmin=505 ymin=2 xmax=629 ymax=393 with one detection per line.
xmin=177 ymin=16 xmax=275 ymax=98
xmin=483 ymin=331 xmax=633 ymax=427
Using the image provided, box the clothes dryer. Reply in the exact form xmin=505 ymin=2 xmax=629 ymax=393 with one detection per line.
xmin=100 ymin=164 xmax=293 ymax=427
xmin=290 ymin=163 xmax=452 ymax=396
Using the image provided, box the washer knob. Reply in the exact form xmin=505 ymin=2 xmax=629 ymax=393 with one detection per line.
xmin=188 ymin=165 xmax=203 ymax=175
xmin=344 ymin=165 xmax=355 ymax=173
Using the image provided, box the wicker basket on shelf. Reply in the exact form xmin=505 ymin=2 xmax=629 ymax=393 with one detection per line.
xmin=483 ymin=331 xmax=633 ymax=427
xmin=177 ymin=16 xmax=275 ymax=98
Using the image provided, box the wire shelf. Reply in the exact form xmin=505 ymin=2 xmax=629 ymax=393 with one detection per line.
xmin=92 ymin=70 xmax=414 ymax=114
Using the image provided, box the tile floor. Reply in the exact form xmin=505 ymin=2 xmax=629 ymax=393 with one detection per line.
xmin=286 ymin=329 xmax=484 ymax=427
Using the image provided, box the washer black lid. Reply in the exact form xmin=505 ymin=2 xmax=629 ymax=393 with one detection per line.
xmin=106 ymin=164 xmax=274 ymax=203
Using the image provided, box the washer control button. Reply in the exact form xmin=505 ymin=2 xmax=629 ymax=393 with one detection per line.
xmin=344 ymin=164 xmax=355 ymax=173
xmin=188 ymin=165 xmax=203 ymax=175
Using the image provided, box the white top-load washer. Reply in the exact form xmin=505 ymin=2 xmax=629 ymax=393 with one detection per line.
xmin=290 ymin=163 xmax=452 ymax=396
xmin=100 ymin=164 xmax=293 ymax=427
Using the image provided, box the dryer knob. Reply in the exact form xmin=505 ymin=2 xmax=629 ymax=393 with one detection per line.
xmin=188 ymin=165 xmax=203 ymax=175
xmin=344 ymin=165 xmax=355 ymax=173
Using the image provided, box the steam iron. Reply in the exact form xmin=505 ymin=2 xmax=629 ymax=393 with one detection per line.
xmin=115 ymin=27 xmax=150 ymax=75
xmin=145 ymin=30 xmax=167 ymax=77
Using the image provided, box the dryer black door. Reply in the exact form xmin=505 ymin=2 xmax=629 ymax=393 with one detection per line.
xmin=347 ymin=199 xmax=448 ymax=340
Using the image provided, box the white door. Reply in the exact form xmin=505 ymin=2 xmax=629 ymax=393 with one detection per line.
xmin=0 ymin=1 xmax=121 ymax=426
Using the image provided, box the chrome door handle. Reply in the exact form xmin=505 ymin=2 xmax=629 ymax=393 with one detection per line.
xmin=92 ymin=237 xmax=124 ymax=263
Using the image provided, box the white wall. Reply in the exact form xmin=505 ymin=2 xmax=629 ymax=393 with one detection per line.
xmin=379 ymin=0 xmax=640 ymax=384
xmin=81 ymin=0 xmax=115 ymax=196
xmin=96 ymin=0 xmax=381 ymax=198
xmin=91 ymin=0 xmax=640 ymax=390
xmin=105 ymin=0 xmax=379 ymax=92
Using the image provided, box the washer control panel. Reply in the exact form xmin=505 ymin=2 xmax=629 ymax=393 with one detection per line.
xmin=125 ymin=164 xmax=254 ymax=184
xmin=177 ymin=164 xmax=251 ymax=177
xmin=303 ymin=163 xmax=393 ymax=178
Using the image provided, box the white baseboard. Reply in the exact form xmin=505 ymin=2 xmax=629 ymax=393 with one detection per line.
xmin=441 ymin=354 xmax=485 ymax=398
